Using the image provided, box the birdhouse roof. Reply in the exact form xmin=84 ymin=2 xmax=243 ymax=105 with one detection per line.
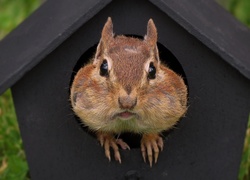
xmin=0 ymin=0 xmax=250 ymax=94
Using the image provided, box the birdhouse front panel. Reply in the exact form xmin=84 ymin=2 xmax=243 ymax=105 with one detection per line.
xmin=11 ymin=0 xmax=250 ymax=179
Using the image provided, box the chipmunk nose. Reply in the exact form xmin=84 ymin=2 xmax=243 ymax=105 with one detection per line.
xmin=118 ymin=96 xmax=137 ymax=110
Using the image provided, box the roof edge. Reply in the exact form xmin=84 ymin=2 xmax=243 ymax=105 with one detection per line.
xmin=149 ymin=0 xmax=250 ymax=80
xmin=0 ymin=0 xmax=112 ymax=95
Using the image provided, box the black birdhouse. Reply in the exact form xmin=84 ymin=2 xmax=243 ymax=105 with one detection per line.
xmin=0 ymin=0 xmax=250 ymax=179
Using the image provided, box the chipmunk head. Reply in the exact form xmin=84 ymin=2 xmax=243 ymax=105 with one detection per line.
xmin=93 ymin=17 xmax=160 ymax=111
xmin=71 ymin=17 xmax=187 ymax=133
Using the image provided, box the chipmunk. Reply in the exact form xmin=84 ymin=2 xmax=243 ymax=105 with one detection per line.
xmin=70 ymin=17 xmax=187 ymax=167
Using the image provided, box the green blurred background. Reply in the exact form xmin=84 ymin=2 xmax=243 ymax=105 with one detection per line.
xmin=0 ymin=0 xmax=249 ymax=179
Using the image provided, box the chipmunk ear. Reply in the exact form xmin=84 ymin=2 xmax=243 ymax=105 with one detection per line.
xmin=94 ymin=17 xmax=114 ymax=65
xmin=145 ymin=19 xmax=157 ymax=47
xmin=145 ymin=19 xmax=160 ymax=62
xmin=101 ymin=17 xmax=114 ymax=43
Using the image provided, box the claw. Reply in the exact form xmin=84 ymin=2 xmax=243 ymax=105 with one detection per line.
xmin=104 ymin=138 xmax=111 ymax=161
xmin=110 ymin=140 xmax=121 ymax=163
xmin=148 ymin=155 xmax=153 ymax=167
xmin=97 ymin=132 xmax=130 ymax=163
xmin=141 ymin=134 xmax=164 ymax=167
xmin=99 ymin=135 xmax=104 ymax=147
xmin=154 ymin=152 xmax=159 ymax=164
xmin=141 ymin=144 xmax=146 ymax=162
xmin=116 ymin=139 xmax=130 ymax=150
xmin=146 ymin=143 xmax=153 ymax=167
xmin=114 ymin=150 xmax=121 ymax=164
xmin=152 ymin=143 xmax=159 ymax=164
xmin=158 ymin=137 xmax=164 ymax=151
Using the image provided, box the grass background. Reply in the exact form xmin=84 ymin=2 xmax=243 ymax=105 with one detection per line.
xmin=0 ymin=0 xmax=249 ymax=179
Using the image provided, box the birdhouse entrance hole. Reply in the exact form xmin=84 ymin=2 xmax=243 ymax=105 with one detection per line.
xmin=70 ymin=35 xmax=188 ymax=148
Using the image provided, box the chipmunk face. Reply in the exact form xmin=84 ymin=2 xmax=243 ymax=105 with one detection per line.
xmin=92 ymin=18 xmax=161 ymax=124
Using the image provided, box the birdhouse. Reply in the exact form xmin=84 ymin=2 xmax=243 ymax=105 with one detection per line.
xmin=0 ymin=0 xmax=250 ymax=179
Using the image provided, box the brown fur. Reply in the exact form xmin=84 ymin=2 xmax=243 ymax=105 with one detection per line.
xmin=70 ymin=18 xmax=188 ymax=165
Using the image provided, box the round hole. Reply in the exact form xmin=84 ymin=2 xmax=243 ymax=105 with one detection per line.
xmin=69 ymin=35 xmax=188 ymax=148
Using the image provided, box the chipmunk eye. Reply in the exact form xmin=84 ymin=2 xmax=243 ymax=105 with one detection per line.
xmin=100 ymin=59 xmax=109 ymax=77
xmin=148 ymin=62 xmax=156 ymax=79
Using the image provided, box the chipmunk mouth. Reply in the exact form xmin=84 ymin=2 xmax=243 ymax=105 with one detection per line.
xmin=114 ymin=111 xmax=137 ymax=120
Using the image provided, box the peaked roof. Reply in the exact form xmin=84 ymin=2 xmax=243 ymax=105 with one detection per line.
xmin=0 ymin=0 xmax=250 ymax=94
